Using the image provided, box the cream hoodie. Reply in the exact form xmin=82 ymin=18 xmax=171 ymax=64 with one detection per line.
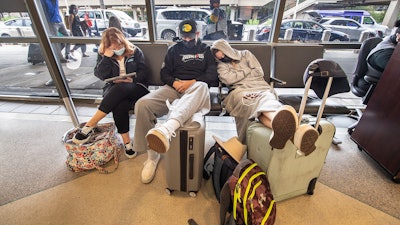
xmin=210 ymin=39 xmax=272 ymax=91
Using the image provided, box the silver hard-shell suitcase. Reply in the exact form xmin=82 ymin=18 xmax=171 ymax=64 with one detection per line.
xmin=165 ymin=117 xmax=205 ymax=197
xmin=246 ymin=59 xmax=350 ymax=201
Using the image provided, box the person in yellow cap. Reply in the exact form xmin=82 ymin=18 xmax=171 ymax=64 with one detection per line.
xmin=132 ymin=19 xmax=219 ymax=184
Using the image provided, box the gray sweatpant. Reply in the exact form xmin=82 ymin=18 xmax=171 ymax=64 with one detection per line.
xmin=132 ymin=82 xmax=210 ymax=159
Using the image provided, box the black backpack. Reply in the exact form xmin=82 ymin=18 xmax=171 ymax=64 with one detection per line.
xmin=203 ymin=142 xmax=238 ymax=201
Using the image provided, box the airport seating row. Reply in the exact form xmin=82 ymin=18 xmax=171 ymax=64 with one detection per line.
xmin=134 ymin=42 xmax=349 ymax=116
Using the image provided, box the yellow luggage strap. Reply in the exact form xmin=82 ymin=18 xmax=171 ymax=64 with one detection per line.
xmin=233 ymin=163 xmax=257 ymax=223
xmin=261 ymin=199 xmax=275 ymax=225
xmin=243 ymin=171 xmax=266 ymax=224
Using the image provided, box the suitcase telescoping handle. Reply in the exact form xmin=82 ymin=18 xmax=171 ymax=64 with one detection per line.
xmin=298 ymin=76 xmax=333 ymax=129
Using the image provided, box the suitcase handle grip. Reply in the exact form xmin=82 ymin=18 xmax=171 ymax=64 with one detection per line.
xmin=189 ymin=154 xmax=194 ymax=179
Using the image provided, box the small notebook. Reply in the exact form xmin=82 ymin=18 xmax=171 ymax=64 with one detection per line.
xmin=104 ymin=72 xmax=136 ymax=82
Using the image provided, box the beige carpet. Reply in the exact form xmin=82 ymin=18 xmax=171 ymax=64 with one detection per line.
xmin=0 ymin=153 xmax=398 ymax=225
xmin=318 ymin=128 xmax=400 ymax=219
xmin=0 ymin=113 xmax=399 ymax=224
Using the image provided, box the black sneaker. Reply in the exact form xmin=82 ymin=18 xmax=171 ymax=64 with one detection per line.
xmin=72 ymin=127 xmax=94 ymax=144
xmin=125 ymin=148 xmax=137 ymax=159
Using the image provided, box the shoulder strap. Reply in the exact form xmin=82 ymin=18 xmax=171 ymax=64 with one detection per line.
xmin=220 ymin=180 xmax=232 ymax=225
xmin=233 ymin=162 xmax=258 ymax=221
xmin=203 ymin=143 xmax=217 ymax=179
xmin=242 ymin=171 xmax=266 ymax=223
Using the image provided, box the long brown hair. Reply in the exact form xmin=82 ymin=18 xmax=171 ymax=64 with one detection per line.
xmin=98 ymin=27 xmax=135 ymax=57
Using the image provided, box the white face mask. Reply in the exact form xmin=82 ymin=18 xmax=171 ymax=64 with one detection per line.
xmin=113 ymin=47 xmax=125 ymax=56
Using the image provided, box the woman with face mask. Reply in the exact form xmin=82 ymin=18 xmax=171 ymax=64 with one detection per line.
xmin=72 ymin=27 xmax=150 ymax=160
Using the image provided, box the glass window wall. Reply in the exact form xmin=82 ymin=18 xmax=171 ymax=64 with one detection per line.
xmin=0 ymin=0 xmax=396 ymax=102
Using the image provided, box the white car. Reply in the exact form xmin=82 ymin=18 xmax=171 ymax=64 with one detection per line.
xmin=155 ymin=7 xmax=210 ymax=40
xmin=319 ymin=17 xmax=377 ymax=41
xmin=77 ymin=9 xmax=141 ymax=37
xmin=155 ymin=7 xmax=243 ymax=40
xmin=0 ymin=17 xmax=35 ymax=37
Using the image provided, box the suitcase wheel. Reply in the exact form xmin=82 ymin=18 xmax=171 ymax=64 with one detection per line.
xmin=165 ymin=188 xmax=197 ymax=197
xmin=165 ymin=188 xmax=173 ymax=195
xmin=307 ymin=178 xmax=318 ymax=195
xmin=30 ymin=60 xmax=44 ymax=65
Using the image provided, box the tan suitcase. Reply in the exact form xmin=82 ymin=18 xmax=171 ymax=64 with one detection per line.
xmin=246 ymin=120 xmax=334 ymax=201
xmin=246 ymin=59 xmax=349 ymax=201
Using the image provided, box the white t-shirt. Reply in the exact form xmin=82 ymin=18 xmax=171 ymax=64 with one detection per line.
xmin=117 ymin=58 xmax=126 ymax=76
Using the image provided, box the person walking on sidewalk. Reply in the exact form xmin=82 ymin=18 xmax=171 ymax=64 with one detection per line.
xmin=83 ymin=12 xmax=92 ymax=37
xmin=41 ymin=0 xmax=72 ymax=62
xmin=133 ymin=19 xmax=219 ymax=184
xmin=68 ymin=4 xmax=89 ymax=57
xmin=72 ymin=27 xmax=150 ymax=159
xmin=211 ymin=38 xmax=319 ymax=156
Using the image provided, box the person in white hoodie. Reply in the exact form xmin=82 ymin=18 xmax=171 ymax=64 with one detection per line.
xmin=211 ymin=39 xmax=318 ymax=156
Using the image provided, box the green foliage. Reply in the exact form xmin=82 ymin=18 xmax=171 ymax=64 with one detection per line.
xmin=1 ymin=16 xmax=16 ymax=22
xmin=246 ymin=19 xmax=260 ymax=25
xmin=344 ymin=5 xmax=386 ymax=23
xmin=370 ymin=12 xmax=385 ymax=23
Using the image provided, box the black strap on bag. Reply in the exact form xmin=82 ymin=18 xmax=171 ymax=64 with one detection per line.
xmin=203 ymin=142 xmax=238 ymax=201
xmin=220 ymin=180 xmax=233 ymax=225
xmin=203 ymin=142 xmax=218 ymax=180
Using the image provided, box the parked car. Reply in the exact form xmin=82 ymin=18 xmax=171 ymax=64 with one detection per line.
xmin=0 ymin=17 xmax=35 ymax=37
xmin=319 ymin=17 xmax=376 ymax=41
xmin=155 ymin=7 xmax=243 ymax=40
xmin=77 ymin=9 xmax=141 ymax=37
xmin=304 ymin=10 xmax=390 ymax=37
xmin=155 ymin=7 xmax=210 ymax=40
xmin=255 ymin=19 xmax=349 ymax=42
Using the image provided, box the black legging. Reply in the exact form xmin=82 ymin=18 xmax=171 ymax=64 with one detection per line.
xmin=71 ymin=29 xmax=87 ymax=53
xmin=98 ymin=82 xmax=149 ymax=134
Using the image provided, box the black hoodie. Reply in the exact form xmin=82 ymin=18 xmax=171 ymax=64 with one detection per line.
xmin=160 ymin=39 xmax=219 ymax=87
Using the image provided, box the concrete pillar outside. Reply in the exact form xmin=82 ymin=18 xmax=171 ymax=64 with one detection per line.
xmin=248 ymin=29 xmax=255 ymax=41
xmin=321 ymin=30 xmax=331 ymax=42
xmin=131 ymin=7 xmax=138 ymax=21
xmin=359 ymin=31 xmax=371 ymax=42
xmin=230 ymin=7 xmax=236 ymax=22
xmin=16 ymin=27 xmax=23 ymax=36
xmin=382 ymin=0 xmax=400 ymax=27
xmin=253 ymin=11 xmax=259 ymax=23
xmin=138 ymin=7 xmax=144 ymax=21
xmin=284 ymin=29 xmax=293 ymax=40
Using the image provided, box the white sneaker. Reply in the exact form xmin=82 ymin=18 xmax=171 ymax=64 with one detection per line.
xmin=141 ymin=153 xmax=161 ymax=184
xmin=145 ymin=124 xmax=176 ymax=153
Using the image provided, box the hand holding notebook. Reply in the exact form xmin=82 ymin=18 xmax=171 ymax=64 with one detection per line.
xmin=104 ymin=72 xmax=136 ymax=83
